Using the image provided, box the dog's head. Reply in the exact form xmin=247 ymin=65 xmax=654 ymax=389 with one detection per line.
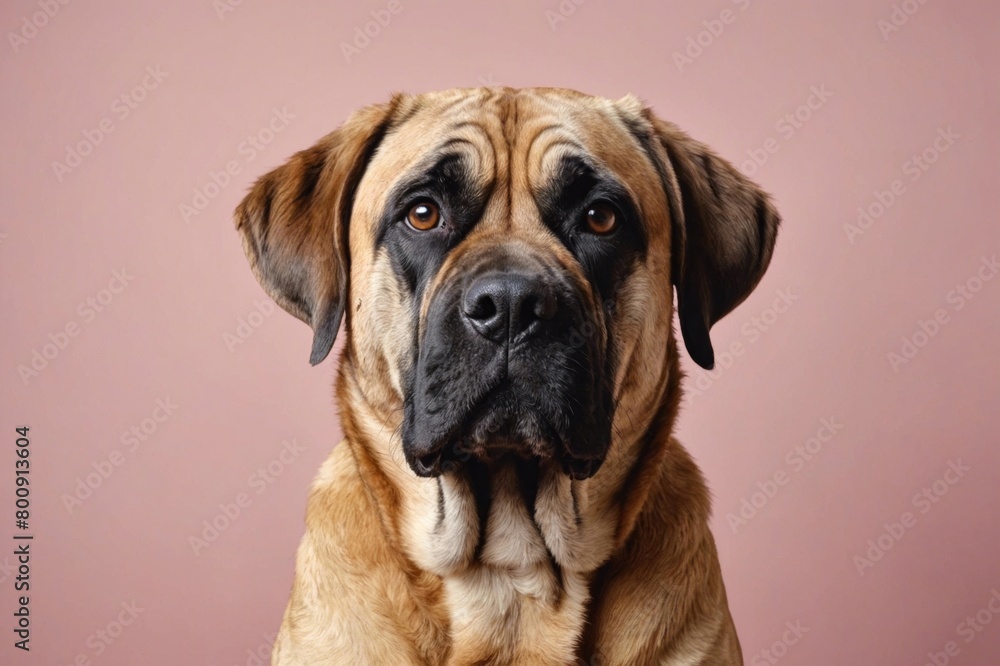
xmin=235 ymin=88 xmax=778 ymax=481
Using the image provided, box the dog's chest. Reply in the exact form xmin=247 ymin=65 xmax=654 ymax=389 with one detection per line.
xmin=400 ymin=458 xmax=620 ymax=663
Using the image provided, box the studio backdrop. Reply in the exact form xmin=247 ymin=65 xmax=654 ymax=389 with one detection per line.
xmin=1 ymin=1 xmax=998 ymax=665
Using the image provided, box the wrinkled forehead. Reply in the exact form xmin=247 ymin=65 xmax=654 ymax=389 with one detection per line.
xmin=353 ymin=88 xmax=660 ymax=227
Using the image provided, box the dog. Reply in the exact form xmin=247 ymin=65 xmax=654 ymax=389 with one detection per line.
xmin=234 ymin=87 xmax=779 ymax=665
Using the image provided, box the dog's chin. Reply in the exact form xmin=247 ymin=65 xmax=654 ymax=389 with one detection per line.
xmin=408 ymin=407 xmax=606 ymax=481
xmin=462 ymin=403 xmax=558 ymax=457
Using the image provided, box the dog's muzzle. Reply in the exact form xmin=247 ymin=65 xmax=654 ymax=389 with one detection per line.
xmin=402 ymin=245 xmax=614 ymax=480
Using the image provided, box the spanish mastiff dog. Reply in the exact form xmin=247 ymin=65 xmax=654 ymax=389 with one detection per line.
xmin=234 ymin=87 xmax=779 ymax=665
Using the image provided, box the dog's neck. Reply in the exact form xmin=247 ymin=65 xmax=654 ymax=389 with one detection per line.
xmin=335 ymin=338 xmax=684 ymax=662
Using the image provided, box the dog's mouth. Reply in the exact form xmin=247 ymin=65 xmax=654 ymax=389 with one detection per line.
xmin=406 ymin=380 xmax=606 ymax=481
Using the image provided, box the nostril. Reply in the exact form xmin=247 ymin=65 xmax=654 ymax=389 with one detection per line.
xmin=531 ymin=291 xmax=558 ymax=322
xmin=465 ymin=293 xmax=498 ymax=322
xmin=513 ymin=290 xmax=557 ymax=337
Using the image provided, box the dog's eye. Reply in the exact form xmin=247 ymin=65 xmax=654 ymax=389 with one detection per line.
xmin=584 ymin=203 xmax=617 ymax=235
xmin=406 ymin=201 xmax=441 ymax=231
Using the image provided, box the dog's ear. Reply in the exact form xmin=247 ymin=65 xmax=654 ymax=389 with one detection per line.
xmin=234 ymin=100 xmax=399 ymax=365
xmin=643 ymin=111 xmax=780 ymax=370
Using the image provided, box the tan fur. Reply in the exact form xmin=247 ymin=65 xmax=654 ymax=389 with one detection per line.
xmin=234 ymin=87 xmax=780 ymax=665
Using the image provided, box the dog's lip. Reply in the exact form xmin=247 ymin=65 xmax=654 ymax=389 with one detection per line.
xmin=561 ymin=455 xmax=604 ymax=480
xmin=411 ymin=447 xmax=603 ymax=480
xmin=407 ymin=376 xmax=609 ymax=479
xmin=412 ymin=428 xmax=603 ymax=479
xmin=411 ymin=450 xmax=444 ymax=478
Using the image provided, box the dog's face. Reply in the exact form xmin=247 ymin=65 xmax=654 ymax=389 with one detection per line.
xmin=235 ymin=88 xmax=778 ymax=481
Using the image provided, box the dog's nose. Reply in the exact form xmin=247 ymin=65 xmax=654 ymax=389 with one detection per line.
xmin=463 ymin=273 xmax=558 ymax=343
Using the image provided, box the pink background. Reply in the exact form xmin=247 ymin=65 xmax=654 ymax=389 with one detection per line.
xmin=2 ymin=1 xmax=999 ymax=664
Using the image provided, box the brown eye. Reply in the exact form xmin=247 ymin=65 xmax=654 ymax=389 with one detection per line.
xmin=406 ymin=201 xmax=441 ymax=231
xmin=585 ymin=203 xmax=617 ymax=235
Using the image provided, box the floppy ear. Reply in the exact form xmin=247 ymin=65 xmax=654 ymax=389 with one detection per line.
xmin=234 ymin=100 xmax=399 ymax=365
xmin=643 ymin=111 xmax=780 ymax=370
